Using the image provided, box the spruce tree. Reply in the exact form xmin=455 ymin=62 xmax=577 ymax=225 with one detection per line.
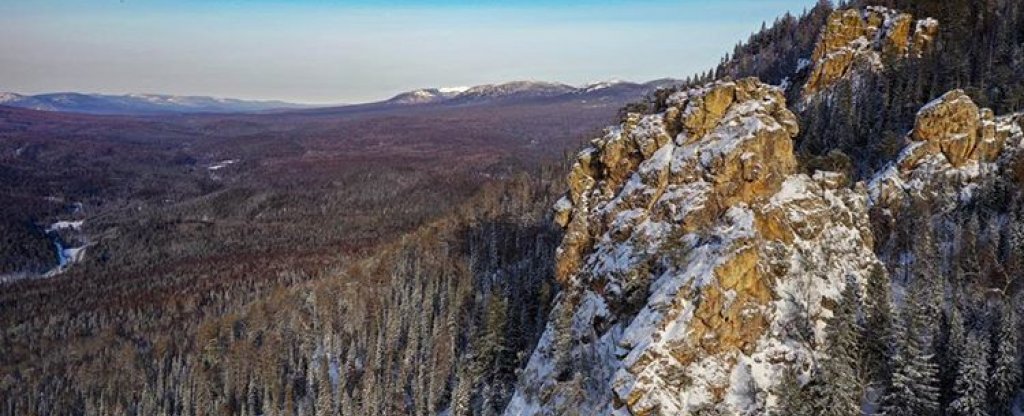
xmin=863 ymin=266 xmax=895 ymax=391
xmin=941 ymin=300 xmax=967 ymax=410
xmin=553 ymin=295 xmax=577 ymax=382
xmin=774 ymin=368 xmax=814 ymax=416
xmin=315 ymin=362 xmax=334 ymax=416
xmin=809 ymin=278 xmax=863 ymax=416
xmin=883 ymin=288 xmax=940 ymax=416
xmin=989 ymin=302 xmax=1020 ymax=415
xmin=950 ymin=331 xmax=990 ymax=416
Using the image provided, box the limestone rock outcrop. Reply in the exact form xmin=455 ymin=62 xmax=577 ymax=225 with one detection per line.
xmin=508 ymin=79 xmax=882 ymax=415
xmin=910 ymin=90 xmax=1004 ymax=167
xmin=871 ymin=91 xmax=1023 ymax=214
xmin=867 ymin=91 xmax=1023 ymax=311
xmin=802 ymin=7 xmax=938 ymax=98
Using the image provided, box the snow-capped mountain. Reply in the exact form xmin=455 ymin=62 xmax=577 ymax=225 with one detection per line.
xmin=4 ymin=79 xmax=685 ymax=115
xmin=386 ymin=87 xmax=467 ymax=104
xmin=0 ymin=92 xmax=313 ymax=115
xmin=0 ymin=92 xmax=25 ymax=104
xmin=452 ymin=81 xmax=578 ymax=102
xmin=386 ymin=79 xmax=683 ymax=106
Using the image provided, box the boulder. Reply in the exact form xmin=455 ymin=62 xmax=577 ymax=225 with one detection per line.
xmin=870 ymin=90 xmax=1022 ymax=222
xmin=912 ymin=90 xmax=981 ymax=167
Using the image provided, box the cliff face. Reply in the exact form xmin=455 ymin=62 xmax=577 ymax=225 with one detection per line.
xmin=802 ymin=6 xmax=938 ymax=98
xmin=507 ymin=79 xmax=881 ymax=415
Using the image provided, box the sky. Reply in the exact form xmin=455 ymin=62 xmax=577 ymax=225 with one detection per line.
xmin=0 ymin=0 xmax=819 ymax=104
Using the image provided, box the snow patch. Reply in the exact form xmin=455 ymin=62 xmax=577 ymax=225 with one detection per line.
xmin=208 ymin=159 xmax=237 ymax=171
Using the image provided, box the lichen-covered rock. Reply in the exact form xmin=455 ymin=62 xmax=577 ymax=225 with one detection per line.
xmin=881 ymin=12 xmax=915 ymax=58
xmin=802 ymin=7 xmax=938 ymax=98
xmin=512 ymin=79 xmax=883 ymax=415
xmin=553 ymin=79 xmax=796 ymax=284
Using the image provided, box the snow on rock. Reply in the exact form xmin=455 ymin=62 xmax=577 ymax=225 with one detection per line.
xmin=508 ymin=79 xmax=882 ymax=415
xmin=49 ymin=220 xmax=84 ymax=232
xmin=45 ymin=243 xmax=88 ymax=277
xmin=802 ymin=7 xmax=938 ymax=99
xmin=208 ymin=159 xmax=237 ymax=171
xmin=40 ymin=219 xmax=89 ymax=277
xmin=868 ymin=91 xmax=1024 ymax=286
xmin=869 ymin=91 xmax=1023 ymax=215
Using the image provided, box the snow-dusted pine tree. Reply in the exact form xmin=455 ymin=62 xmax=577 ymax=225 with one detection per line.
xmin=773 ymin=368 xmax=814 ymax=416
xmin=989 ymin=301 xmax=1020 ymax=414
xmin=883 ymin=287 xmax=940 ymax=416
xmin=949 ymin=330 xmax=990 ymax=416
xmin=940 ymin=300 xmax=966 ymax=409
xmin=863 ymin=266 xmax=894 ymax=389
xmin=809 ymin=278 xmax=863 ymax=416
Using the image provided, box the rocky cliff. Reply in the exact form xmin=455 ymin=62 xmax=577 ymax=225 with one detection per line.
xmin=802 ymin=6 xmax=938 ymax=98
xmin=871 ymin=90 xmax=1022 ymax=209
xmin=507 ymin=79 xmax=882 ymax=415
xmin=870 ymin=90 xmax=1024 ymax=264
xmin=505 ymin=6 xmax=1024 ymax=416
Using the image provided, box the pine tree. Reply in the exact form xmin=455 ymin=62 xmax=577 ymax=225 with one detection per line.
xmin=883 ymin=314 xmax=919 ymax=416
xmin=950 ymin=331 xmax=990 ymax=416
xmin=863 ymin=266 xmax=895 ymax=391
xmin=315 ymin=361 xmax=334 ymax=416
xmin=883 ymin=288 xmax=940 ymax=416
xmin=989 ymin=302 xmax=1020 ymax=415
xmin=247 ymin=377 xmax=259 ymax=416
xmin=553 ymin=295 xmax=577 ymax=382
xmin=283 ymin=380 xmax=295 ymax=416
xmin=774 ymin=368 xmax=815 ymax=416
xmin=940 ymin=300 xmax=967 ymax=409
xmin=450 ymin=366 xmax=474 ymax=416
xmin=478 ymin=291 xmax=509 ymax=416
xmin=808 ymin=278 xmax=863 ymax=416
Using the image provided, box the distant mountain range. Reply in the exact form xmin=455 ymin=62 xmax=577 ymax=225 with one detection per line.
xmin=386 ymin=79 xmax=684 ymax=106
xmin=0 ymin=92 xmax=315 ymax=115
xmin=0 ymin=78 xmax=684 ymax=116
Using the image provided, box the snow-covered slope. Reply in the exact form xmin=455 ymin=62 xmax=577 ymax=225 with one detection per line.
xmin=386 ymin=87 xmax=466 ymax=104
xmin=453 ymin=81 xmax=578 ymax=102
xmin=506 ymin=79 xmax=883 ymax=415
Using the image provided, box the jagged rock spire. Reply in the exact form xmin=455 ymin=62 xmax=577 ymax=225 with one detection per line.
xmin=508 ymin=78 xmax=882 ymax=415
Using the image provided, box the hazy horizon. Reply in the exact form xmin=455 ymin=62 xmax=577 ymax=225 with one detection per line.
xmin=1 ymin=0 xmax=819 ymax=104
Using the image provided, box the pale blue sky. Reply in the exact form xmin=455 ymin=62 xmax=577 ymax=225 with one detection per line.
xmin=0 ymin=1 xmax=819 ymax=104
